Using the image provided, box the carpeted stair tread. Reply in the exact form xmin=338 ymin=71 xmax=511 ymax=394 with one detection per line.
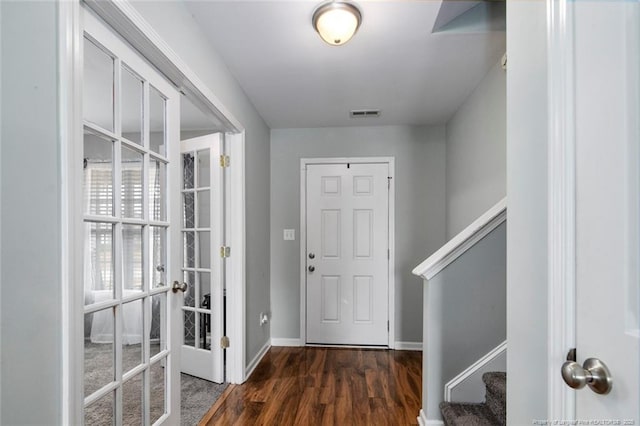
xmin=482 ymin=372 xmax=506 ymax=399
xmin=440 ymin=402 xmax=500 ymax=426
xmin=483 ymin=372 xmax=506 ymax=425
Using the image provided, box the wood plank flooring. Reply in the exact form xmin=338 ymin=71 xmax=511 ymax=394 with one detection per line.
xmin=199 ymin=347 xmax=422 ymax=426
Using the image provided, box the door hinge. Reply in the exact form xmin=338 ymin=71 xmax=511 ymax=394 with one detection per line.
xmin=220 ymin=246 xmax=231 ymax=258
xmin=220 ymin=155 xmax=230 ymax=168
xmin=387 ymin=249 xmax=390 ymax=260
xmin=387 ymin=321 xmax=389 ymax=331
xmin=387 ymin=176 xmax=392 ymax=189
xmin=220 ymin=336 xmax=230 ymax=348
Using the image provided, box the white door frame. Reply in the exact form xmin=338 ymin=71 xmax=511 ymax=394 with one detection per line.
xmin=299 ymin=157 xmax=396 ymax=349
xmin=59 ymin=1 xmax=247 ymax=423
xmin=547 ymin=0 xmax=577 ymax=419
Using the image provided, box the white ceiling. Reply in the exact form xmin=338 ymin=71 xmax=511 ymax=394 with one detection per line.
xmin=184 ymin=0 xmax=506 ymax=129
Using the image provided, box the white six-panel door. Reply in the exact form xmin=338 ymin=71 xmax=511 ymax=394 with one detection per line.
xmin=81 ymin=8 xmax=181 ymax=425
xmin=305 ymin=162 xmax=389 ymax=346
xmin=179 ymin=134 xmax=224 ymax=383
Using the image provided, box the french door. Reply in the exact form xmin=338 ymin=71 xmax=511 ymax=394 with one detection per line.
xmin=81 ymin=8 xmax=181 ymax=425
xmin=180 ymin=134 xmax=225 ymax=383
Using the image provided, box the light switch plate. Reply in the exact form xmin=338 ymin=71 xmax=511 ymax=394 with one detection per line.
xmin=284 ymin=229 xmax=295 ymax=241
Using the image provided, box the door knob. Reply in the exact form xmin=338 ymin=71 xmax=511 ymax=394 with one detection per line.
xmin=308 ymin=265 xmax=315 ymax=272
xmin=561 ymin=357 xmax=613 ymax=394
xmin=308 ymin=253 xmax=315 ymax=259
xmin=172 ymin=281 xmax=188 ymax=293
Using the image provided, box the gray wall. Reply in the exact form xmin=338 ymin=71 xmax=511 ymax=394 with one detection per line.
xmin=506 ymin=0 xmax=549 ymax=423
xmin=270 ymin=125 xmax=447 ymax=344
xmin=445 ymin=60 xmax=506 ymax=239
xmin=1 ymin=2 xmax=63 ymax=423
xmin=131 ymin=2 xmax=272 ymax=364
xmin=422 ymin=223 xmax=506 ymax=421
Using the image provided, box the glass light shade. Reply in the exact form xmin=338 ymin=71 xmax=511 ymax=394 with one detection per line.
xmin=313 ymin=2 xmax=362 ymax=46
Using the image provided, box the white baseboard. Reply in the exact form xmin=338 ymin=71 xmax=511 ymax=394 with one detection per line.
xmin=271 ymin=338 xmax=303 ymax=347
xmin=417 ymin=409 xmax=444 ymax=426
xmin=245 ymin=340 xmax=270 ymax=379
xmin=395 ymin=341 xmax=423 ymax=351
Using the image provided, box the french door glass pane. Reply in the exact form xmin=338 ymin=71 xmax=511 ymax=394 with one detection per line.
xmin=83 ymin=132 xmax=114 ymax=217
xmin=84 ymin=222 xmax=114 ymax=305
xmin=183 ymin=193 xmax=195 ymax=228
xmin=121 ymin=66 xmax=143 ymax=145
xmin=183 ymin=153 xmax=194 ymax=190
xmin=183 ymin=270 xmax=196 ymax=308
xmin=149 ymin=226 xmax=166 ymax=288
xmin=197 ymin=190 xmax=210 ymax=228
xmin=122 ymin=225 xmax=144 ymax=291
xmin=83 ymin=37 xmax=114 ymax=132
xmin=122 ymin=373 xmax=144 ymax=426
xmin=183 ymin=232 xmax=195 ymax=269
xmin=84 ymin=308 xmax=115 ymax=397
xmin=84 ymin=391 xmax=115 ymax=426
xmin=198 ymin=272 xmax=211 ymax=309
xmin=149 ymin=361 xmax=166 ymax=424
xmin=198 ymin=231 xmax=210 ymax=268
xmin=184 ymin=311 xmax=196 ymax=347
xmin=197 ymin=149 xmax=210 ymax=188
xmin=149 ymin=159 xmax=166 ymax=221
xmin=201 ymin=313 xmax=211 ymax=350
xmin=150 ymin=293 xmax=166 ymax=358
xmin=122 ymin=299 xmax=144 ymax=374
xmin=121 ymin=146 xmax=143 ymax=219
xmin=149 ymin=86 xmax=166 ymax=156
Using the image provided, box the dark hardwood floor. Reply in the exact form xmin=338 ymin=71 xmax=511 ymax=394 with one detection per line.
xmin=199 ymin=346 xmax=422 ymax=425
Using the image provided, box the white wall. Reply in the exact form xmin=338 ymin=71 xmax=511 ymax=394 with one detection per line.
xmin=270 ymin=125 xmax=447 ymax=345
xmin=130 ymin=1 xmax=272 ymax=365
xmin=445 ymin=60 xmax=506 ymax=239
xmin=1 ymin=2 xmax=63 ymax=423
xmin=506 ymin=1 xmax=549 ymax=423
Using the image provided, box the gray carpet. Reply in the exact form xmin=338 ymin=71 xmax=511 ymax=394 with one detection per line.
xmin=84 ymin=342 xmax=227 ymax=425
xmin=440 ymin=372 xmax=506 ymax=426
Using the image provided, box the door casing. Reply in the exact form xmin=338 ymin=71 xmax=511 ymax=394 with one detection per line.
xmin=299 ymin=157 xmax=396 ymax=348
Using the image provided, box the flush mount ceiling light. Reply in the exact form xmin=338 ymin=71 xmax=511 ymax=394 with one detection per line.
xmin=312 ymin=1 xmax=362 ymax=46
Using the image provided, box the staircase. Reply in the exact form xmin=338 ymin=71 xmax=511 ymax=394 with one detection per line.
xmin=440 ymin=372 xmax=506 ymax=426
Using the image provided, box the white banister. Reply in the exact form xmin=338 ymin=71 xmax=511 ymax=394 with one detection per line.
xmin=412 ymin=198 xmax=506 ymax=280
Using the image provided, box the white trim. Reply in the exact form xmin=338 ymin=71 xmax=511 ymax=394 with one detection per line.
xmin=271 ymin=338 xmax=304 ymax=347
xmin=299 ymin=157 xmax=396 ymax=348
xmin=83 ymin=0 xmax=241 ymax=133
xmin=226 ymin=131 xmax=246 ymax=384
xmin=547 ymin=0 xmax=576 ymax=420
xmin=412 ymin=198 xmax=506 ymax=280
xmin=418 ymin=410 xmax=444 ymax=426
xmin=444 ymin=340 xmax=507 ymax=401
xmin=58 ymin=1 xmax=84 ymax=424
xmin=59 ymin=1 xmax=84 ymax=424
xmin=244 ymin=340 xmax=270 ymax=380
xmin=394 ymin=341 xmax=423 ymax=351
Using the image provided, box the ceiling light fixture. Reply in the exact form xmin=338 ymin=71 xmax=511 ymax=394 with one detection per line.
xmin=312 ymin=1 xmax=362 ymax=46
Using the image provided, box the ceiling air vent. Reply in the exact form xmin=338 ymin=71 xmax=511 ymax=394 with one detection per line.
xmin=350 ymin=109 xmax=381 ymax=118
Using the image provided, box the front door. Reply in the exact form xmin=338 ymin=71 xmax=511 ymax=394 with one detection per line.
xmin=569 ymin=0 xmax=639 ymax=420
xmin=81 ymin=8 xmax=181 ymax=424
xmin=305 ymin=161 xmax=389 ymax=346
xmin=179 ymin=134 xmax=225 ymax=383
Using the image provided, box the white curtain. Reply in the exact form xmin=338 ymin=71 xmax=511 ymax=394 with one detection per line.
xmin=85 ymin=162 xmax=143 ymax=344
